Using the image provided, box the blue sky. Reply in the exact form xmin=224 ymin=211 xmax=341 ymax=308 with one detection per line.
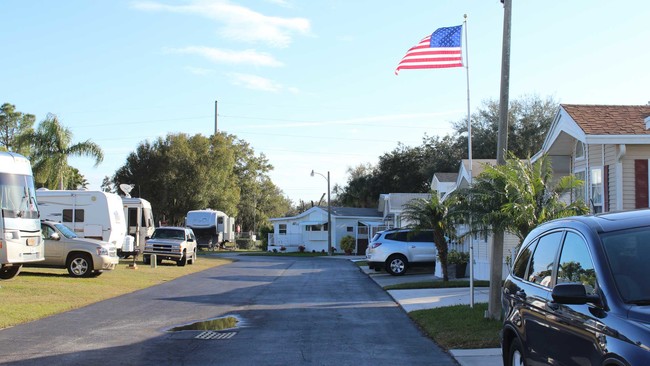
xmin=2 ymin=1 xmax=649 ymax=205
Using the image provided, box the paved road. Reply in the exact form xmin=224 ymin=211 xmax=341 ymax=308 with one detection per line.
xmin=0 ymin=256 xmax=458 ymax=365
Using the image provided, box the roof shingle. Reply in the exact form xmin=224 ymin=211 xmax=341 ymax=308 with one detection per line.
xmin=562 ymin=104 xmax=650 ymax=135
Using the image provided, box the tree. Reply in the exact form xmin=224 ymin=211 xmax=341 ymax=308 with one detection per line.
xmin=26 ymin=114 xmax=103 ymax=189
xmin=401 ymin=193 xmax=457 ymax=281
xmin=459 ymin=154 xmax=588 ymax=318
xmin=101 ymin=176 xmax=115 ymax=193
xmin=0 ymin=103 xmax=35 ymax=154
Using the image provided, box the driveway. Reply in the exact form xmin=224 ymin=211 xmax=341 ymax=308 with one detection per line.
xmin=0 ymin=255 xmax=458 ymax=365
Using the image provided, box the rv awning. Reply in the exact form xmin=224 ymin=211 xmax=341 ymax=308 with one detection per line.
xmin=299 ymin=220 xmax=327 ymax=226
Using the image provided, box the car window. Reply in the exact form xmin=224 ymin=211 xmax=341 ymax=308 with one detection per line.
xmin=408 ymin=231 xmax=434 ymax=243
xmin=41 ymin=224 xmax=55 ymax=239
xmin=556 ymin=232 xmax=597 ymax=295
xmin=601 ymin=227 xmax=650 ymax=302
xmin=512 ymin=240 xmax=534 ymax=279
xmin=385 ymin=231 xmax=408 ymax=241
xmin=528 ymin=231 xmax=563 ymax=288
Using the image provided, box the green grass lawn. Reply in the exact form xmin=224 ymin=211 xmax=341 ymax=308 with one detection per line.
xmin=0 ymin=256 xmax=231 ymax=329
xmin=409 ymin=303 xmax=502 ymax=349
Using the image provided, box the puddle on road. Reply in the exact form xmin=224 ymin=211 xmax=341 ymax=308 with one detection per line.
xmin=167 ymin=315 xmax=240 ymax=332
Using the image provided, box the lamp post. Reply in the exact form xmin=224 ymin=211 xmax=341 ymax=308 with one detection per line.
xmin=310 ymin=170 xmax=332 ymax=256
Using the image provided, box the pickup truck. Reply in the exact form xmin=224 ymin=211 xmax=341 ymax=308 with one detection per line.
xmin=142 ymin=226 xmax=197 ymax=266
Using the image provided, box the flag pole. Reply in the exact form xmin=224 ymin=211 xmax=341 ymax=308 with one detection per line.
xmin=463 ymin=14 xmax=475 ymax=308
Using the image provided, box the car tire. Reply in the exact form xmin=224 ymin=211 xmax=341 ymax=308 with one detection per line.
xmin=177 ymin=250 xmax=187 ymax=267
xmin=507 ymin=337 xmax=525 ymax=366
xmin=385 ymin=255 xmax=408 ymax=276
xmin=142 ymin=254 xmax=151 ymax=265
xmin=67 ymin=253 xmax=93 ymax=278
xmin=0 ymin=265 xmax=21 ymax=280
xmin=156 ymin=256 xmax=163 ymax=265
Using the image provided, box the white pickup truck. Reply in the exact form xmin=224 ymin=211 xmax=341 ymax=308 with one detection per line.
xmin=142 ymin=226 xmax=197 ymax=266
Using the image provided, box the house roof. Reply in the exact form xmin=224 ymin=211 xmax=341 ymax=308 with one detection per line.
xmin=562 ymin=104 xmax=650 ymax=135
xmin=433 ymin=172 xmax=459 ymax=182
xmin=379 ymin=193 xmax=431 ymax=213
xmin=269 ymin=206 xmax=382 ymax=221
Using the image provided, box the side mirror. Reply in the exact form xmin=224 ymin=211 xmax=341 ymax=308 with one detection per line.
xmin=552 ymin=283 xmax=601 ymax=306
xmin=145 ymin=236 xmax=151 ymax=240
xmin=50 ymin=232 xmax=61 ymax=241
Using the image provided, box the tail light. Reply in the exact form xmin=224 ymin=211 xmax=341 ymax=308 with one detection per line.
xmin=370 ymin=242 xmax=382 ymax=249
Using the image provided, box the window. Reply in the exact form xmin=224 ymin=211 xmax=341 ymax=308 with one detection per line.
xmin=528 ymin=231 xmax=563 ymax=287
xmin=556 ymin=232 xmax=596 ymax=295
xmin=128 ymin=208 xmax=138 ymax=226
xmin=575 ymin=141 xmax=585 ymax=160
xmin=512 ymin=242 xmax=534 ymax=279
xmin=385 ymin=231 xmax=408 ymax=242
xmin=590 ymin=168 xmax=603 ymax=213
xmin=408 ymin=231 xmax=434 ymax=243
xmin=279 ymin=224 xmax=287 ymax=235
xmin=573 ymin=170 xmax=587 ymax=203
xmin=347 ymin=226 xmax=353 ymax=232
xmin=62 ymin=209 xmax=84 ymax=222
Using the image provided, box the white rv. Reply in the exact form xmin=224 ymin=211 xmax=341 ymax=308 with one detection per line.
xmin=0 ymin=152 xmax=44 ymax=279
xmin=122 ymin=197 xmax=155 ymax=256
xmin=185 ymin=209 xmax=235 ymax=250
xmin=36 ymin=189 xmax=128 ymax=251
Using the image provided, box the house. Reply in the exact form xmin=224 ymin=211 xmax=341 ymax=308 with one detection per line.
xmin=533 ymin=104 xmax=650 ymax=213
xmin=378 ymin=193 xmax=432 ymax=229
xmin=268 ymin=206 xmax=383 ymax=254
xmin=430 ymin=172 xmax=458 ymax=198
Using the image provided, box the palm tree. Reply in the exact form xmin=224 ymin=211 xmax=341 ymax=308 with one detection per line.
xmin=27 ymin=114 xmax=103 ymax=189
xmin=402 ymin=193 xmax=456 ymax=281
xmin=465 ymin=154 xmax=588 ymax=245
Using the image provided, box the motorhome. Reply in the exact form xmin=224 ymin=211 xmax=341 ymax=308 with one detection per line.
xmin=122 ymin=196 xmax=155 ymax=256
xmin=36 ymin=189 xmax=128 ymax=252
xmin=185 ymin=209 xmax=235 ymax=250
xmin=0 ymin=152 xmax=44 ymax=279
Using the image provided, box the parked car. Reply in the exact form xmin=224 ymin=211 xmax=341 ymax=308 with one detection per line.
xmin=501 ymin=210 xmax=650 ymax=366
xmin=365 ymin=228 xmax=436 ymax=276
xmin=143 ymin=226 xmax=197 ymax=266
xmin=26 ymin=220 xmax=119 ymax=277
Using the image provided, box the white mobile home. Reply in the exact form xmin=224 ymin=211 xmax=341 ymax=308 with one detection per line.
xmin=36 ymin=189 xmax=128 ymax=250
xmin=122 ymin=197 xmax=155 ymax=255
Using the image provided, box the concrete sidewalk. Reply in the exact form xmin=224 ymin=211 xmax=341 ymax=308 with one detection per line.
xmin=357 ymin=263 xmax=502 ymax=366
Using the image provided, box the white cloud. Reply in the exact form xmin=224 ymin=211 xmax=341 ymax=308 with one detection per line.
xmin=166 ymin=46 xmax=283 ymax=67
xmin=184 ymin=66 xmax=215 ymax=75
xmin=132 ymin=0 xmax=310 ymax=48
xmin=228 ymin=73 xmax=297 ymax=93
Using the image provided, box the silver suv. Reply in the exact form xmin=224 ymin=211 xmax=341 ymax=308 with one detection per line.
xmin=366 ymin=228 xmax=436 ymax=276
xmin=143 ymin=227 xmax=197 ymax=266
xmin=30 ymin=220 xmax=119 ymax=277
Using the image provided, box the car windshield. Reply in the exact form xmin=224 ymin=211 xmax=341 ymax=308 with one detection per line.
xmin=601 ymin=227 xmax=650 ymax=303
xmin=54 ymin=223 xmax=77 ymax=238
xmin=152 ymin=228 xmax=185 ymax=240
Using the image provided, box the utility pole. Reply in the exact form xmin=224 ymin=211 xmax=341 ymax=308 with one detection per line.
xmin=214 ymin=100 xmax=218 ymax=135
xmin=488 ymin=0 xmax=511 ymax=320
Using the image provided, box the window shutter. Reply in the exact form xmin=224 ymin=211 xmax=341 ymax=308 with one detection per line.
xmin=635 ymin=160 xmax=649 ymax=209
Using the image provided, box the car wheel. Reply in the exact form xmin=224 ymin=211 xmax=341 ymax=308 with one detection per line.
xmin=385 ymin=255 xmax=408 ymax=276
xmin=67 ymin=253 xmax=93 ymax=277
xmin=508 ymin=337 xmax=525 ymax=366
xmin=177 ymin=251 xmax=187 ymax=267
xmin=0 ymin=265 xmax=21 ymax=280
xmin=142 ymin=255 xmax=151 ymax=265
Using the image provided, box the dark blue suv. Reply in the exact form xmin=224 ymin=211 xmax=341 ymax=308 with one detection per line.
xmin=501 ymin=210 xmax=650 ymax=366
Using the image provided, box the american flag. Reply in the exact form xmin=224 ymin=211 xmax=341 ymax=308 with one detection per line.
xmin=395 ymin=25 xmax=463 ymax=75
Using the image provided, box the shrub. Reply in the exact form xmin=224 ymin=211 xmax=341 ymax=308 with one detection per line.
xmin=340 ymin=235 xmax=355 ymax=254
xmin=298 ymin=245 xmax=306 ymax=253
xmin=447 ymin=250 xmax=470 ymax=265
xmin=259 ymin=225 xmax=273 ymax=251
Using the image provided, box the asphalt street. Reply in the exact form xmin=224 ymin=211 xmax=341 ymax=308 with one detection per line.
xmin=0 ymin=255 xmax=459 ymax=365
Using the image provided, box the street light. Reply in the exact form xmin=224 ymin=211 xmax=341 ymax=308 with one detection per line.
xmin=310 ymin=169 xmax=332 ymax=256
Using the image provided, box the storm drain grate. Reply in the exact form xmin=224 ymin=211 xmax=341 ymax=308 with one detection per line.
xmin=195 ymin=331 xmax=237 ymax=340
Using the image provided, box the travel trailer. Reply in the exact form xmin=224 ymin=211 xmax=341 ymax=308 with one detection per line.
xmin=36 ymin=189 xmax=128 ymax=252
xmin=122 ymin=196 xmax=155 ymax=256
xmin=0 ymin=152 xmax=44 ymax=279
xmin=185 ymin=209 xmax=235 ymax=250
